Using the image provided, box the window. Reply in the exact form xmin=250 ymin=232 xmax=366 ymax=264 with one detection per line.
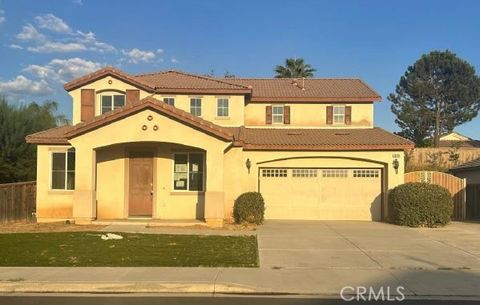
xmin=261 ymin=169 xmax=288 ymax=177
xmin=322 ymin=169 xmax=348 ymax=178
xmin=272 ymin=105 xmax=284 ymax=124
xmin=353 ymin=169 xmax=380 ymax=178
xmin=217 ymin=98 xmax=229 ymax=117
xmin=51 ymin=148 xmax=75 ymax=190
xmin=163 ymin=97 xmax=175 ymax=106
xmin=190 ymin=98 xmax=202 ymax=116
xmin=173 ymin=153 xmax=204 ymax=191
xmin=333 ymin=105 xmax=345 ymax=124
xmin=292 ymin=169 xmax=318 ymax=178
xmin=101 ymin=94 xmax=125 ymax=114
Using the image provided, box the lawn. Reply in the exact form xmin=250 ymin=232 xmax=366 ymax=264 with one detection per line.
xmin=0 ymin=232 xmax=258 ymax=267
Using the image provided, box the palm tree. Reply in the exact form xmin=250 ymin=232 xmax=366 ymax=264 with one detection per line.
xmin=274 ymin=58 xmax=316 ymax=78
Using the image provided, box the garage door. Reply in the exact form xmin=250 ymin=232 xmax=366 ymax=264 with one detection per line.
xmin=259 ymin=168 xmax=382 ymax=221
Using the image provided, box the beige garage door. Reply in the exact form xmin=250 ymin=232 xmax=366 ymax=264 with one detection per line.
xmin=259 ymin=168 xmax=382 ymax=221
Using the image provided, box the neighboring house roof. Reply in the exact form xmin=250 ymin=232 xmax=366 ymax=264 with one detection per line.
xmin=27 ymin=98 xmax=413 ymax=151
xmin=225 ymin=78 xmax=381 ymax=102
xmin=438 ymin=132 xmax=480 ymax=148
xmin=230 ymin=127 xmax=413 ymax=151
xmin=450 ymin=158 xmax=480 ymax=172
xmin=63 ymin=67 xmax=381 ymax=102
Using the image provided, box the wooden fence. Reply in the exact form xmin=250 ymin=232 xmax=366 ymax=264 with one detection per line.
xmin=466 ymin=184 xmax=480 ymax=219
xmin=404 ymin=171 xmax=466 ymax=220
xmin=0 ymin=181 xmax=36 ymax=223
xmin=408 ymin=148 xmax=480 ymax=170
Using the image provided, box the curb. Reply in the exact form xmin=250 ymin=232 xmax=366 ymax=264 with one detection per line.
xmin=0 ymin=281 xmax=256 ymax=294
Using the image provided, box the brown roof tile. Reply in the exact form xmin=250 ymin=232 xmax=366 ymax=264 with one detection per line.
xmin=226 ymin=78 xmax=381 ymax=102
xmin=133 ymin=70 xmax=251 ymax=94
xmin=229 ymin=127 xmax=413 ymax=151
xmin=451 ymin=157 xmax=480 ymax=172
xmin=63 ymin=67 xmax=380 ymax=101
xmin=25 ymin=125 xmax=74 ymax=145
xmin=26 ymin=97 xmax=234 ymax=144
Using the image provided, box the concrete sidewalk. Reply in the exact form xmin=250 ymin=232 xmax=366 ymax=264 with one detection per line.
xmin=1 ymin=266 xmax=480 ymax=297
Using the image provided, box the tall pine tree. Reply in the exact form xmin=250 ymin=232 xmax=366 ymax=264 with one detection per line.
xmin=389 ymin=50 xmax=480 ymax=147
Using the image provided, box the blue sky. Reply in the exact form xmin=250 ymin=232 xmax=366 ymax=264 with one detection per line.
xmin=0 ymin=0 xmax=479 ymax=137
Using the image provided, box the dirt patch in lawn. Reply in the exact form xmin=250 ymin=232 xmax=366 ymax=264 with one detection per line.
xmin=0 ymin=222 xmax=106 ymax=233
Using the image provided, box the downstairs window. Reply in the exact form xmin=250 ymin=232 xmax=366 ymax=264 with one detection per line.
xmin=51 ymin=148 xmax=75 ymax=190
xmin=173 ymin=153 xmax=204 ymax=191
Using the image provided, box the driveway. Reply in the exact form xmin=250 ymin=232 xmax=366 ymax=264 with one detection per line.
xmin=257 ymin=220 xmax=480 ymax=270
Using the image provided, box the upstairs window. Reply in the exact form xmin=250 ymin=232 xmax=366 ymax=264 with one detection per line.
xmin=51 ymin=148 xmax=75 ymax=190
xmin=217 ymin=98 xmax=229 ymax=117
xmin=101 ymin=94 xmax=125 ymax=114
xmin=190 ymin=98 xmax=202 ymax=117
xmin=333 ymin=105 xmax=345 ymax=124
xmin=272 ymin=105 xmax=284 ymax=124
xmin=163 ymin=97 xmax=175 ymax=106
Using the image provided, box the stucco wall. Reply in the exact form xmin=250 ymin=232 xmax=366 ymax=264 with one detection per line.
xmin=244 ymin=102 xmax=374 ymax=127
xmin=36 ymin=145 xmax=74 ymax=221
xmin=69 ymin=76 xmax=245 ymax=127
xmin=95 ymin=143 xmax=205 ymax=220
xmin=222 ymin=149 xmax=404 ymax=220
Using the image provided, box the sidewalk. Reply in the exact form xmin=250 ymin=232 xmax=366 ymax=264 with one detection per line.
xmin=1 ymin=266 xmax=480 ymax=297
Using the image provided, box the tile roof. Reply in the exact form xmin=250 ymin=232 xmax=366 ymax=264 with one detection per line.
xmin=439 ymin=140 xmax=480 ymax=148
xmin=26 ymin=97 xmax=234 ymax=144
xmin=229 ymin=127 xmax=413 ymax=151
xmin=63 ymin=67 xmax=381 ymax=102
xmin=225 ymin=78 xmax=381 ymax=102
xmin=451 ymin=157 xmax=480 ymax=172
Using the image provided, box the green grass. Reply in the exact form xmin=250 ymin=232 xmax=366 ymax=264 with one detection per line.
xmin=0 ymin=232 xmax=258 ymax=267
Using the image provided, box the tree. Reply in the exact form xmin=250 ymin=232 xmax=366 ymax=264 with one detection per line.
xmin=274 ymin=58 xmax=316 ymax=78
xmin=389 ymin=50 xmax=480 ymax=147
xmin=0 ymin=98 xmax=67 ymax=183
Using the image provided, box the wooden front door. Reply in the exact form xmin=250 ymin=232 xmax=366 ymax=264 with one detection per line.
xmin=129 ymin=152 xmax=154 ymax=217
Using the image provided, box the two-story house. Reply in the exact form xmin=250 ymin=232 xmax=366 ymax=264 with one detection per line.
xmin=26 ymin=67 xmax=413 ymax=227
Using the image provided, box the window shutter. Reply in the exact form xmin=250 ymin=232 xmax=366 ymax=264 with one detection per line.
xmin=266 ymin=105 xmax=272 ymax=125
xmin=326 ymin=106 xmax=333 ymax=125
xmin=284 ymin=106 xmax=291 ymax=124
xmin=345 ymin=106 xmax=352 ymax=125
xmin=81 ymin=89 xmax=95 ymax=122
xmin=126 ymin=89 xmax=140 ymax=106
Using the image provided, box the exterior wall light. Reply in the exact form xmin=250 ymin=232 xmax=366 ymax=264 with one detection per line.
xmin=246 ymin=158 xmax=252 ymax=174
xmin=393 ymin=158 xmax=400 ymax=174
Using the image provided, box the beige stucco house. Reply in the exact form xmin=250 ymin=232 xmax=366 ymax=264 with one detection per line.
xmin=26 ymin=67 xmax=413 ymax=227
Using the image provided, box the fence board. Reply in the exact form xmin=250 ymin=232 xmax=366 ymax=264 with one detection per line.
xmin=404 ymin=171 xmax=466 ymax=220
xmin=0 ymin=181 xmax=36 ymax=223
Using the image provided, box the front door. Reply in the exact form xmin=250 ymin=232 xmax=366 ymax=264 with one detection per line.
xmin=129 ymin=152 xmax=153 ymax=217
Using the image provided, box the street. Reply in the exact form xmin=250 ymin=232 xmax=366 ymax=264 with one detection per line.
xmin=1 ymin=295 xmax=480 ymax=305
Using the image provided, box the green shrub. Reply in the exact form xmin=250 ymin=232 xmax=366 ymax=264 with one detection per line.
xmin=233 ymin=192 xmax=265 ymax=224
xmin=389 ymin=183 xmax=453 ymax=227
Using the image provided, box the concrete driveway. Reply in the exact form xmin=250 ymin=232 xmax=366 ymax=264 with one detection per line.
xmin=257 ymin=220 xmax=480 ymax=270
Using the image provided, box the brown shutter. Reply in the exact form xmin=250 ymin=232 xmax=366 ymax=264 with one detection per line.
xmin=266 ymin=105 xmax=272 ymax=125
xmin=326 ymin=106 xmax=333 ymax=125
xmin=126 ymin=89 xmax=140 ymax=106
xmin=345 ymin=106 xmax=352 ymax=125
xmin=81 ymin=89 xmax=95 ymax=122
xmin=283 ymin=106 xmax=290 ymax=124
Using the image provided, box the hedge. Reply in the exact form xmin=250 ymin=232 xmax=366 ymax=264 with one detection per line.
xmin=233 ymin=192 xmax=265 ymax=224
xmin=389 ymin=182 xmax=453 ymax=227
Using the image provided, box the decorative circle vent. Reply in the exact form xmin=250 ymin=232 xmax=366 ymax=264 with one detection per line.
xmin=142 ymin=125 xmax=148 ymax=131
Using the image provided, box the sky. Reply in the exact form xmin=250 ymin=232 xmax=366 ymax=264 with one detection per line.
xmin=0 ymin=0 xmax=479 ymax=138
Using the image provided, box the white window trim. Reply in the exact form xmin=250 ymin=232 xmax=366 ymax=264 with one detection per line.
xmin=216 ymin=98 xmax=229 ymax=118
xmin=49 ymin=148 xmax=75 ymax=191
xmin=332 ymin=105 xmax=346 ymax=125
xmin=272 ymin=105 xmax=284 ymax=125
xmin=190 ymin=98 xmax=202 ymax=117
xmin=172 ymin=152 xmax=206 ymax=192
xmin=100 ymin=93 xmax=126 ymax=114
